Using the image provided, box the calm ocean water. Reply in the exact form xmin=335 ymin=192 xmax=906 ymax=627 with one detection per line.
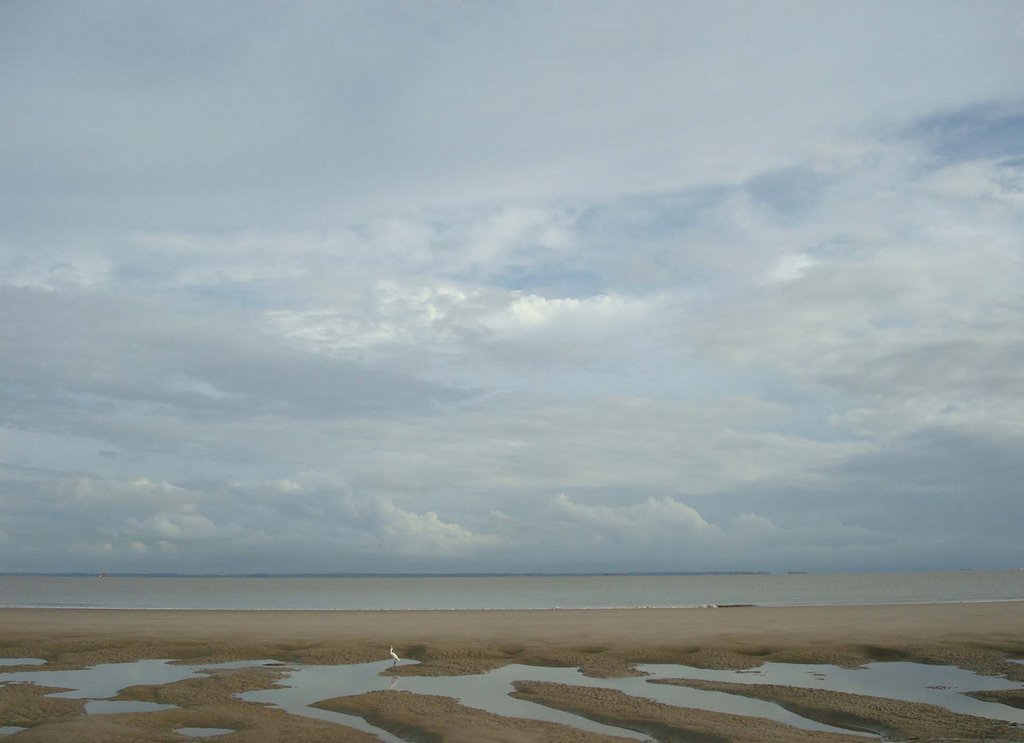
xmin=1 ymin=570 xmax=1022 ymax=610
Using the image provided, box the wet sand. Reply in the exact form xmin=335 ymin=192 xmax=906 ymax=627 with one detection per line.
xmin=654 ymin=678 xmax=1024 ymax=740
xmin=2 ymin=602 xmax=1023 ymax=740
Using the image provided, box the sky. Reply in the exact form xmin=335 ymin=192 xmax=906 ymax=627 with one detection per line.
xmin=1 ymin=1 xmax=1023 ymax=575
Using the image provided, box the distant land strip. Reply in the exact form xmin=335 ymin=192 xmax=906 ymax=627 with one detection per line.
xmin=0 ymin=571 xmax=772 ymax=578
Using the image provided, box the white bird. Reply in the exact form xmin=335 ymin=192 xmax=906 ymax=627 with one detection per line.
xmin=389 ymin=646 xmax=400 ymax=665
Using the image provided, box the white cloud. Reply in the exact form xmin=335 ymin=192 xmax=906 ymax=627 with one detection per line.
xmin=68 ymin=476 xmax=200 ymax=509
xmin=483 ymin=293 xmax=648 ymax=335
xmin=765 ymin=252 xmax=819 ymax=284
xmin=119 ymin=512 xmax=219 ymax=541
xmin=922 ymin=158 xmax=1024 ymax=205
xmin=697 ymin=139 xmax=1024 ymax=444
xmin=731 ymin=512 xmax=785 ymax=536
xmin=552 ymin=493 xmax=718 ymax=537
xmin=371 ymin=498 xmax=502 ymax=557
xmin=1 ymin=3 xmax=1022 ymax=574
xmin=454 ymin=206 xmax=576 ymax=276
xmin=266 ymin=281 xmax=657 ymax=378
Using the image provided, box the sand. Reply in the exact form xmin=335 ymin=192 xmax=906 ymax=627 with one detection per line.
xmin=508 ymin=681 xmax=857 ymax=743
xmin=1 ymin=602 xmax=1023 ymax=741
xmin=316 ymin=690 xmax=635 ymax=743
xmin=653 ymin=678 xmax=1024 ymax=740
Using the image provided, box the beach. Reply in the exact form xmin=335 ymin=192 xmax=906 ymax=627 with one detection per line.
xmin=2 ymin=603 xmax=1024 ymax=740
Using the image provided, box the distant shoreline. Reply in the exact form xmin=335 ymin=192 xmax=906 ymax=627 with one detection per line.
xmin=0 ymin=570 xmax=774 ymax=578
xmin=4 ymin=599 xmax=1024 ymax=612
xmin=4 ymin=570 xmax=1022 ymax=611
xmin=3 ymin=567 xmax=1017 ymax=578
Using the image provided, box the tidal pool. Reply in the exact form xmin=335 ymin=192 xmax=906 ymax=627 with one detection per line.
xmin=0 ymin=659 xmax=278 ymax=736
xmin=341 ymin=662 xmax=859 ymax=736
xmin=0 ymin=658 xmax=200 ymax=699
xmin=240 ymin=661 xmax=655 ymax=741
xmin=0 ymin=658 xmax=281 ymax=701
xmin=636 ymin=661 xmax=1024 ymax=725
xmin=2 ymin=656 xmax=1023 ymax=740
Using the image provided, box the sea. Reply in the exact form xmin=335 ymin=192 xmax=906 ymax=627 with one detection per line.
xmin=1 ymin=570 xmax=1022 ymax=611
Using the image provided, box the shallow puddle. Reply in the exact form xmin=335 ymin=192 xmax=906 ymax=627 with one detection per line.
xmin=239 ymin=662 xmax=413 ymax=742
xmin=0 ymin=659 xmax=200 ymax=699
xmin=0 ymin=658 xmax=280 ymax=701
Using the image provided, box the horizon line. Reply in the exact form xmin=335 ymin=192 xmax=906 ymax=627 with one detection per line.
xmin=3 ymin=570 xmax=775 ymax=578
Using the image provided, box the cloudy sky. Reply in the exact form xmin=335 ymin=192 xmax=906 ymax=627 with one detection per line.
xmin=1 ymin=1 xmax=1022 ymax=575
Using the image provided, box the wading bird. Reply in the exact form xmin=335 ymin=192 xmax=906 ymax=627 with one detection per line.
xmin=389 ymin=646 xmax=400 ymax=665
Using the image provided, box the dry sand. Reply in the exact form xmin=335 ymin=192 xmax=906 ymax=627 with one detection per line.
xmin=1 ymin=602 xmax=1023 ymax=741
